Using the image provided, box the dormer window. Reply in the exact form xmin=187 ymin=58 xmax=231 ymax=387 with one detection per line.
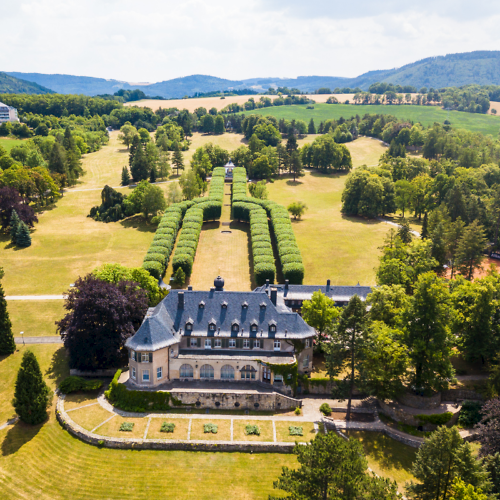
xmin=269 ymin=321 xmax=277 ymax=333
xmin=208 ymin=319 xmax=216 ymax=331
xmin=221 ymin=301 xmax=228 ymax=309
xmin=185 ymin=323 xmax=192 ymax=332
xmin=232 ymin=322 xmax=239 ymax=332
xmin=199 ymin=301 xmax=205 ymax=309
xmin=250 ymin=322 xmax=258 ymax=333
xmin=242 ymin=301 xmax=248 ymax=309
xmin=260 ymin=302 xmax=266 ymax=310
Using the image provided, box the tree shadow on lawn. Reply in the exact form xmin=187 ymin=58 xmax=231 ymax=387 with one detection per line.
xmin=1 ymin=420 xmax=43 ymax=456
xmin=45 ymin=347 xmax=70 ymax=387
xmin=286 ymin=179 xmax=304 ymax=186
xmin=119 ymin=215 xmax=157 ymax=233
xmin=340 ymin=213 xmax=384 ymax=226
xmin=309 ymin=170 xmax=347 ymax=180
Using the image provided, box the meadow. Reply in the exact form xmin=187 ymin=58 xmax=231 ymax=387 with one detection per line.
xmin=0 ymin=137 xmax=24 ymax=152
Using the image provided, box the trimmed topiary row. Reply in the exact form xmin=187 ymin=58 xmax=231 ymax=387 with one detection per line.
xmin=172 ymin=207 xmax=203 ymax=276
xmin=232 ymin=167 xmax=304 ymax=284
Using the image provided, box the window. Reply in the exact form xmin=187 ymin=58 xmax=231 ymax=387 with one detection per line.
xmin=131 ymin=350 xmax=136 ymax=361
xmin=180 ymin=364 xmax=193 ymax=378
xmin=157 ymin=367 xmax=163 ymax=379
xmin=241 ymin=365 xmax=256 ymax=380
xmin=185 ymin=323 xmax=192 ymax=331
xmin=221 ymin=365 xmax=235 ymax=379
xmin=214 ymin=338 xmax=221 ymax=348
xmin=141 ymin=353 xmax=150 ymax=363
xmin=243 ymin=339 xmax=250 ymax=349
xmin=303 ymin=355 xmax=310 ymax=368
xmin=274 ymin=340 xmax=281 ymax=351
xmin=200 ymin=364 xmax=214 ymax=379
xmin=269 ymin=325 xmax=276 ymax=333
xmin=209 ymin=323 xmax=216 ymax=331
xmin=254 ymin=340 xmax=260 ymax=349
xmin=251 ymin=324 xmax=257 ymax=332
xmin=305 ymin=339 xmax=311 ymax=348
xmin=232 ymin=323 xmax=239 ymax=332
xmin=274 ymin=374 xmax=283 ymax=382
xmin=131 ymin=367 xmax=136 ymax=379
xmin=142 ymin=370 xmax=150 ymax=382
xmin=229 ymin=339 xmax=236 ymax=348
xmin=204 ymin=339 xmax=212 ymax=349
xmin=199 ymin=301 xmax=205 ymax=309
xmin=190 ymin=338 xmax=197 ymax=347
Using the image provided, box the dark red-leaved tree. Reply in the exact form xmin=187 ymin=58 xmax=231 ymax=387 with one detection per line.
xmin=0 ymin=186 xmax=38 ymax=231
xmin=56 ymin=275 xmax=148 ymax=371
xmin=476 ymin=398 xmax=500 ymax=457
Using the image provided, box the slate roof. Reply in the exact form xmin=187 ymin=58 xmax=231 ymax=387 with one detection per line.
xmin=127 ymin=284 xmax=315 ymax=351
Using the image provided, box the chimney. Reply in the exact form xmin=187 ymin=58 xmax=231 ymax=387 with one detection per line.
xmin=270 ymin=287 xmax=277 ymax=306
xmin=265 ymin=279 xmax=270 ymax=288
xmin=285 ymin=279 xmax=289 ymax=291
xmin=188 ymin=285 xmax=193 ymax=291
xmin=326 ymin=279 xmax=331 ymax=292
xmin=178 ymin=291 xmax=184 ymax=309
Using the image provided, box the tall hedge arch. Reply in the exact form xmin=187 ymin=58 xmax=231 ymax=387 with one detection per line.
xmin=231 ymin=167 xmax=304 ymax=284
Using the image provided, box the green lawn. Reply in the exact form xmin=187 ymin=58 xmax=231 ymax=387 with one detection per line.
xmin=0 ymin=137 xmax=25 ymax=152
xmin=244 ymin=103 xmax=500 ymax=136
xmin=8 ymin=300 xmax=65 ymax=336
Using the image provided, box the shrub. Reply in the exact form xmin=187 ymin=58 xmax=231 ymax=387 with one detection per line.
xmin=319 ymin=403 xmax=332 ymax=416
xmin=204 ymin=423 xmax=218 ymax=434
xmin=172 ymin=253 xmax=194 ymax=276
xmin=416 ymin=412 xmax=453 ymax=426
xmin=173 ymin=267 xmax=186 ymax=286
xmin=458 ymin=401 xmax=483 ymax=428
xmin=294 ymin=407 xmax=301 ymax=416
xmin=245 ymin=424 xmax=260 ymax=435
xmin=59 ymin=376 xmax=103 ymax=394
xmin=120 ymin=422 xmax=134 ymax=432
xmin=160 ymin=422 xmax=175 ymax=433
xmin=289 ymin=426 xmax=303 ymax=436
xmin=283 ymin=263 xmax=305 ymax=284
xmin=142 ymin=261 xmax=163 ymax=280
xmin=255 ymin=262 xmax=276 ymax=286
xmin=143 ymin=252 xmax=166 ymax=266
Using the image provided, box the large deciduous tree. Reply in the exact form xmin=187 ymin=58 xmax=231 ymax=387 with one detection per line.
xmin=13 ymin=350 xmax=51 ymax=425
xmin=0 ymin=186 xmax=38 ymax=231
xmin=57 ymin=276 xmax=148 ymax=371
xmin=271 ymin=432 xmax=400 ymax=500
xmin=301 ymin=290 xmax=339 ymax=345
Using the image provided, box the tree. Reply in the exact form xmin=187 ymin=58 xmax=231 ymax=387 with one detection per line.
xmin=9 ymin=209 xmax=21 ymax=243
xmin=48 ymin=141 xmax=67 ymax=178
xmin=173 ymin=267 xmax=186 ymax=287
xmin=12 ymin=350 xmax=51 ymax=425
xmin=16 ymin=221 xmax=32 ymax=247
xmin=308 ymin=118 xmax=316 ymax=134
xmin=287 ymin=201 xmax=307 ymax=220
xmin=214 ymin=115 xmax=225 ymax=135
xmin=141 ymin=183 xmax=166 ymax=220
xmin=191 ymin=151 xmax=212 ymax=181
xmin=289 ymin=150 xmax=303 ymax=181
xmin=0 ymin=187 xmax=38 ymax=231
xmin=421 ymin=212 xmax=429 ymax=239
xmin=130 ymin=144 xmax=149 ymax=182
xmin=166 ymin=182 xmax=182 ymax=205
xmin=445 ymin=218 xmax=466 ymax=279
xmin=248 ymin=180 xmax=268 ymax=199
xmin=402 ymin=272 xmax=454 ymax=393
xmin=56 ymin=275 xmax=148 ymax=370
xmin=251 ymin=155 xmax=273 ymax=179
xmin=271 ymin=432 xmax=400 ymax=500
xmin=456 ymin=221 xmax=487 ymax=280
xmin=482 ymin=453 xmax=500 ymax=496
xmin=157 ymin=150 xmax=171 ymax=179
xmin=0 ymin=268 xmax=15 ymax=355
xmin=118 ymin=123 xmax=138 ymax=149
xmin=449 ymin=479 xmax=489 ymax=500
xmin=406 ymin=426 xmax=491 ymax=500
xmin=179 ymin=170 xmax=203 ymax=200
xmin=476 ymin=398 xmax=500 ymax=457
xmin=395 ymin=180 xmax=413 ymax=217
xmin=149 ymin=167 xmax=156 ymax=183
xmin=202 ymin=114 xmax=214 ymax=134
xmin=397 ymin=218 xmax=413 ymax=244
xmin=367 ymin=284 xmax=409 ymax=327
xmin=301 ymin=291 xmax=339 ymax=344
xmin=326 ymin=295 xmax=368 ymax=421
xmin=129 ymin=134 xmax=140 ymax=166
xmin=172 ymin=147 xmax=185 ymax=176
xmin=121 ymin=166 xmax=131 ymax=186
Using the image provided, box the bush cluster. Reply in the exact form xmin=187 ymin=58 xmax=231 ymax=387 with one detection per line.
xmin=204 ymin=423 xmax=218 ymax=434
xmin=245 ymin=424 xmax=260 ymax=435
xmin=59 ymin=376 xmax=103 ymax=394
xmin=120 ymin=422 xmax=134 ymax=432
xmin=232 ymin=167 xmax=304 ymax=284
xmin=289 ymin=426 xmax=303 ymax=436
xmin=416 ymin=412 xmax=453 ymax=426
xmin=458 ymin=401 xmax=483 ymax=428
xmin=160 ymin=422 xmax=176 ymax=433
xmin=319 ymin=403 xmax=332 ymax=416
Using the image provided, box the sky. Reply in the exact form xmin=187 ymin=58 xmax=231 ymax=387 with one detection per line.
xmin=2 ymin=0 xmax=500 ymax=83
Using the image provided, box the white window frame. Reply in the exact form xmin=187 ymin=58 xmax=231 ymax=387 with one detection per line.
xmin=185 ymin=323 xmax=192 ymax=331
xmin=141 ymin=353 xmax=149 ymax=363
xmin=214 ymin=338 xmax=221 ymax=348
xmin=232 ymin=324 xmax=239 ymax=332
xmin=274 ymin=340 xmax=281 ymax=351
xmin=229 ymin=339 xmax=236 ymax=348
xmin=270 ymin=325 xmax=276 ymax=333
xmin=157 ymin=367 xmax=163 ymax=379
xmin=190 ymin=338 xmax=197 ymax=347
xmin=142 ymin=369 xmax=150 ymax=382
xmin=274 ymin=373 xmax=283 ymax=382
xmin=243 ymin=339 xmax=250 ymax=349
xmin=180 ymin=364 xmax=193 ymax=378
xmin=254 ymin=340 xmax=260 ymax=349
xmin=204 ymin=339 xmax=212 ymax=349
xmin=251 ymin=324 xmax=257 ymax=333
xmin=131 ymin=350 xmax=136 ymax=361
xmin=131 ymin=367 xmax=136 ymax=379
xmin=209 ymin=323 xmax=216 ymax=331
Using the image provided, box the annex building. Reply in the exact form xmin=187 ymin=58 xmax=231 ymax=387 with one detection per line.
xmin=0 ymin=102 xmax=19 ymax=123
xmin=125 ymin=276 xmax=373 ymax=389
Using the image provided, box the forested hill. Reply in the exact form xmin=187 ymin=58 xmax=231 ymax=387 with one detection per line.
xmin=5 ymin=50 xmax=500 ymax=97
xmin=0 ymin=72 xmax=54 ymax=95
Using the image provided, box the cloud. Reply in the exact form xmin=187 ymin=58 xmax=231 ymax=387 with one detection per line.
xmin=0 ymin=0 xmax=499 ymax=82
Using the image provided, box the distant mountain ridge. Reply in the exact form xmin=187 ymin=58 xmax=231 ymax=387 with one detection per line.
xmin=0 ymin=72 xmax=53 ymax=95
xmin=5 ymin=51 xmax=500 ymax=98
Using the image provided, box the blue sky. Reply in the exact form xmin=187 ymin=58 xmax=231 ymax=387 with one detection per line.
xmin=2 ymin=0 xmax=500 ymax=82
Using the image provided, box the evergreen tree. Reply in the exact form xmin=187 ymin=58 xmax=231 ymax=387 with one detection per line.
xmin=172 ymin=147 xmax=185 ymax=176
xmin=130 ymin=144 xmax=149 ymax=182
xmin=397 ymin=218 xmax=413 ymax=244
xmin=149 ymin=167 xmax=156 ymax=183
xmin=421 ymin=212 xmax=429 ymax=239
xmin=0 ymin=268 xmax=15 ymax=355
xmin=13 ymin=350 xmax=51 ymax=425
xmin=129 ymin=134 xmax=140 ymax=166
xmin=16 ymin=221 xmax=32 ymax=247
xmin=308 ymin=118 xmax=316 ymax=134
xmin=121 ymin=166 xmax=131 ymax=186
xmin=9 ymin=209 xmax=20 ymax=243
xmin=406 ymin=426 xmax=491 ymax=500
xmin=456 ymin=220 xmax=488 ymax=280
xmin=48 ymin=141 xmax=67 ymax=177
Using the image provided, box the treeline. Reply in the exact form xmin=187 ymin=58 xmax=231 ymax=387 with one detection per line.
xmin=220 ymin=95 xmax=313 ymax=114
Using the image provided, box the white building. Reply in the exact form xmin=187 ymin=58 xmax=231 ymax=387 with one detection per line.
xmin=0 ymin=102 xmax=19 ymax=123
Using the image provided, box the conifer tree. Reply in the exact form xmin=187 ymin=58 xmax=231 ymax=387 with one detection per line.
xmin=0 ymin=268 xmax=15 ymax=355
xmin=13 ymin=350 xmax=51 ymax=424
xmin=172 ymin=147 xmax=185 ymax=176
xmin=16 ymin=221 xmax=32 ymax=248
xmin=421 ymin=212 xmax=429 ymax=239
xmin=149 ymin=167 xmax=156 ymax=183
xmin=129 ymin=134 xmax=140 ymax=166
xmin=308 ymin=118 xmax=316 ymax=134
xmin=121 ymin=166 xmax=131 ymax=186
xmin=9 ymin=209 xmax=20 ymax=243
xmin=130 ymin=144 xmax=149 ymax=182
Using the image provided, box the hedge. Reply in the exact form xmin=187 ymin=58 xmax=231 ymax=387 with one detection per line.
xmin=172 ymin=207 xmax=203 ymax=277
xmin=59 ymin=376 xmax=103 ymax=394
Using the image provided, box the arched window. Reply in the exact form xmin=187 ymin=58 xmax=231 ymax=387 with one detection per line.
xmin=221 ymin=365 xmax=235 ymax=380
xmin=200 ymin=364 xmax=214 ymax=379
xmin=180 ymin=364 xmax=193 ymax=378
xmin=241 ymin=365 xmax=256 ymax=380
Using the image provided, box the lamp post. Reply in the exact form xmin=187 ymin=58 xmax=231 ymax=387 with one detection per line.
xmin=20 ymin=331 xmax=24 ymax=345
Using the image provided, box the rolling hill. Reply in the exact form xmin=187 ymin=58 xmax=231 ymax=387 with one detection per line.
xmin=5 ymin=50 xmax=500 ymax=97
xmin=0 ymin=72 xmax=53 ymax=94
